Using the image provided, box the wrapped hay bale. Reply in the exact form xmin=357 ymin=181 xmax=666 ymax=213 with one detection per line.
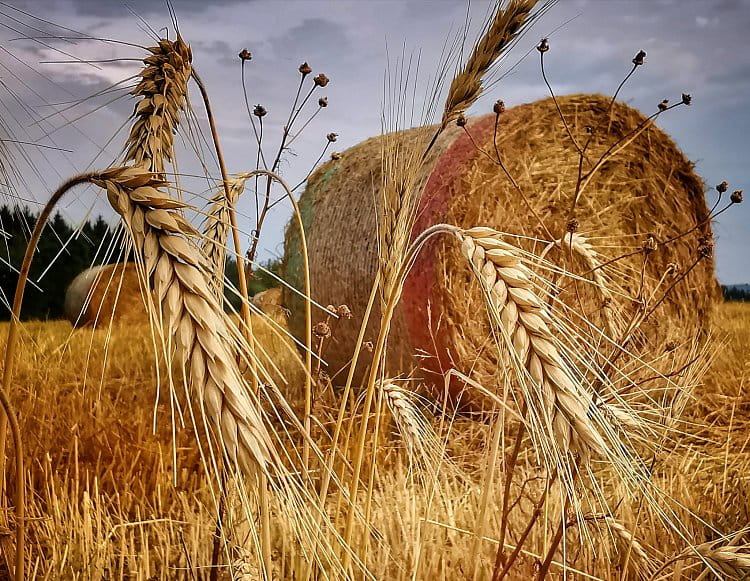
xmin=283 ymin=94 xmax=719 ymax=395
xmin=64 ymin=262 xmax=147 ymax=328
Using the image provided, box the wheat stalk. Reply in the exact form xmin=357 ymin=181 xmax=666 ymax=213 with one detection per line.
xmin=440 ymin=0 xmax=539 ymax=129
xmin=457 ymin=226 xmax=603 ymax=459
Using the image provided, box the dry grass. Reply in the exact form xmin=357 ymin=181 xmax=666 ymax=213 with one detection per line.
xmin=0 ymin=301 xmax=745 ymax=578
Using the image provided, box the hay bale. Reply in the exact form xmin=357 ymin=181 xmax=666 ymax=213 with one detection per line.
xmin=283 ymin=94 xmax=719 ymax=394
xmin=64 ymin=262 xmax=147 ymax=328
xmin=65 ymin=263 xmax=305 ymax=395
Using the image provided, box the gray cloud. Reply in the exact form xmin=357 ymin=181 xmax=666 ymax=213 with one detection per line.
xmin=0 ymin=0 xmax=747 ymax=283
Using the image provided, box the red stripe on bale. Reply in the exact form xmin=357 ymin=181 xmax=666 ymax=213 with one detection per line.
xmin=403 ymin=116 xmax=498 ymax=393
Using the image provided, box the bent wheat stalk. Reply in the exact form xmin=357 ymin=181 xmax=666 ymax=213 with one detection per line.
xmin=1 ymin=172 xmax=97 ymax=581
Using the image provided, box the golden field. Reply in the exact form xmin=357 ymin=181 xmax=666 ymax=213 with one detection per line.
xmin=0 ymin=301 xmax=746 ymax=579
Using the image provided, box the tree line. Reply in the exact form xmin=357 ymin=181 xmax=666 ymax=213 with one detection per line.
xmin=0 ymin=205 xmax=281 ymax=321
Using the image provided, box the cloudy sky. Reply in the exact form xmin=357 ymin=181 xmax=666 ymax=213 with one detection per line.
xmin=1 ymin=0 xmax=748 ymax=284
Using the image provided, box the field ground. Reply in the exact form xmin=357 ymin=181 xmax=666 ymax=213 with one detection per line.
xmin=0 ymin=301 xmax=747 ymax=579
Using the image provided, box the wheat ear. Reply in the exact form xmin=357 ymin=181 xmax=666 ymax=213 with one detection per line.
xmin=596 ymin=516 xmax=649 ymax=569
xmin=381 ymin=382 xmax=423 ymax=457
xmin=440 ymin=0 xmax=539 ymax=129
xmin=125 ymin=35 xmax=192 ymax=174
xmin=202 ymin=176 xmax=245 ymax=297
xmin=693 ymin=529 xmax=750 ymax=578
xmin=653 ymin=529 xmax=750 ymax=579
xmin=556 ymin=232 xmax=619 ymax=338
xmin=95 ymin=167 xmax=275 ymax=472
xmin=458 ymin=227 xmax=603 ymax=459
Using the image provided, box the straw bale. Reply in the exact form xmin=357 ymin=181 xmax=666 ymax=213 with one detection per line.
xmin=64 ymin=262 xmax=147 ymax=328
xmin=283 ymin=94 xmax=719 ymax=396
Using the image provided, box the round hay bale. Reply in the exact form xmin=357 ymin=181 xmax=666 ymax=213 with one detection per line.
xmin=283 ymin=94 xmax=719 ymax=396
xmin=64 ymin=262 xmax=147 ymax=328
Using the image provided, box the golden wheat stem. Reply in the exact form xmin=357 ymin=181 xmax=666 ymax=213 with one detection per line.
xmin=472 ymin=408 xmax=505 ymax=581
xmin=0 ymin=172 xmax=97 ymax=581
xmin=342 ymin=224 xmax=452 ymax=567
xmin=341 ymin=294 xmax=399 ymax=569
xmin=0 ymin=386 xmax=23 ymax=581
xmin=303 ymin=274 xmax=380 ymax=581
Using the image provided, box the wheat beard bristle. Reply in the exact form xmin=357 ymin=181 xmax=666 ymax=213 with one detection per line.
xmin=95 ymin=167 xmax=274 ymax=473
xmin=458 ymin=226 xmax=603 ymax=459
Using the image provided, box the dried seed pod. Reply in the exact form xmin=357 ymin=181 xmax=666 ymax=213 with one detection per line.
xmin=313 ymin=321 xmax=332 ymax=339
xmin=238 ymin=49 xmax=252 ymax=61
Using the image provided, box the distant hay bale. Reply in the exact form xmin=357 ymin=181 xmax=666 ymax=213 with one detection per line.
xmin=283 ymin=94 xmax=719 ymax=395
xmin=64 ymin=263 xmax=305 ymax=396
xmin=64 ymin=262 xmax=147 ymax=328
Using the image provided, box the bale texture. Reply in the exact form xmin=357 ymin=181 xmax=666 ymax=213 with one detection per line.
xmin=285 ymin=94 xmax=719 ymax=396
xmin=64 ymin=262 xmax=147 ymax=328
